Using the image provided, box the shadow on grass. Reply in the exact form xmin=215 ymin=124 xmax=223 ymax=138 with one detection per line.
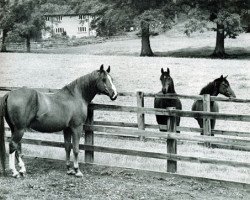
xmin=154 ymin=46 xmax=250 ymax=59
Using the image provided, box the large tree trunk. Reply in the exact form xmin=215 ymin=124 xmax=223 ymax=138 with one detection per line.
xmin=26 ymin=36 xmax=31 ymax=52
xmin=140 ymin=21 xmax=154 ymax=57
xmin=1 ymin=29 xmax=8 ymax=52
xmin=212 ymin=23 xmax=227 ymax=58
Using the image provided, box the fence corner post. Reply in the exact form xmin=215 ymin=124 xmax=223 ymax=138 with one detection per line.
xmin=136 ymin=91 xmax=145 ymax=140
xmin=84 ymin=105 xmax=94 ymax=164
xmin=167 ymin=107 xmax=177 ymax=173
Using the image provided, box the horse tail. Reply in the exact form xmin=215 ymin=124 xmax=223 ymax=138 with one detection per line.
xmin=0 ymin=94 xmax=8 ymax=175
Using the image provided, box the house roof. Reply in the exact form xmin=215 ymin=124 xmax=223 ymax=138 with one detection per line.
xmin=44 ymin=13 xmax=96 ymax=17
xmin=43 ymin=4 xmax=99 ymax=17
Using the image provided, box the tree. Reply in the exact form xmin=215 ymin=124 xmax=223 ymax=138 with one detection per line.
xmin=0 ymin=0 xmax=15 ymax=52
xmin=11 ymin=1 xmax=46 ymax=52
xmin=78 ymin=0 xmax=177 ymax=57
xmin=184 ymin=0 xmax=249 ymax=58
xmin=1 ymin=0 xmax=47 ymax=52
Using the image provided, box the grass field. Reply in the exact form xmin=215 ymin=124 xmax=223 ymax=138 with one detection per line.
xmin=1 ymin=23 xmax=250 ymax=184
xmin=1 ymin=51 xmax=250 ymax=183
xmin=34 ymin=28 xmax=250 ymax=59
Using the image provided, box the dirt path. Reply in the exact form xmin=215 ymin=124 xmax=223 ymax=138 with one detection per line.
xmin=0 ymin=157 xmax=249 ymax=200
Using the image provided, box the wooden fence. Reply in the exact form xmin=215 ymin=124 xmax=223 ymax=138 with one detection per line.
xmin=0 ymin=86 xmax=250 ymax=175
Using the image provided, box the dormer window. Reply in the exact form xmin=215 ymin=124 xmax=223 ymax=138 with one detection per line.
xmin=56 ymin=16 xmax=62 ymax=21
xmin=79 ymin=15 xmax=85 ymax=20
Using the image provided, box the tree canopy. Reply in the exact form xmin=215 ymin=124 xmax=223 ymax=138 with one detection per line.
xmin=1 ymin=0 xmax=249 ymax=56
xmin=184 ymin=0 xmax=249 ymax=57
xmin=84 ymin=0 xmax=178 ymax=56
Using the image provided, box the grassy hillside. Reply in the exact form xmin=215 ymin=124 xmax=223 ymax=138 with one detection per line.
xmin=34 ymin=23 xmax=250 ymax=59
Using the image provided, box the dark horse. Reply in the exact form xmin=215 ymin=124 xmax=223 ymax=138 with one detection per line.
xmin=154 ymin=68 xmax=182 ymax=132
xmin=192 ymin=75 xmax=236 ymax=135
xmin=0 ymin=65 xmax=118 ymax=177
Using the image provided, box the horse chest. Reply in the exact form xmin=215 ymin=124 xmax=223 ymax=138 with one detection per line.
xmin=155 ymin=98 xmax=181 ymax=109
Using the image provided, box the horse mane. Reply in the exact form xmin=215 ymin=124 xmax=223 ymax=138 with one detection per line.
xmin=62 ymin=70 xmax=99 ymax=99
xmin=199 ymin=80 xmax=218 ymax=96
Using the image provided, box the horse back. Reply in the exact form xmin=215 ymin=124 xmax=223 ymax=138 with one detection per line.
xmin=192 ymin=100 xmax=219 ymax=112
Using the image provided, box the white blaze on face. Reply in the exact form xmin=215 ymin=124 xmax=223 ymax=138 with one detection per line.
xmin=107 ymin=74 xmax=117 ymax=99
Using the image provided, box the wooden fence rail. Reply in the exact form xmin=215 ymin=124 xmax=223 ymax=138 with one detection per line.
xmin=6 ymin=136 xmax=250 ymax=169
xmin=1 ymin=86 xmax=250 ymax=176
xmin=89 ymin=103 xmax=250 ymax=122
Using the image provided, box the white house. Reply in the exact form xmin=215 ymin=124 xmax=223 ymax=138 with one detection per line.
xmin=43 ymin=13 xmax=97 ymax=39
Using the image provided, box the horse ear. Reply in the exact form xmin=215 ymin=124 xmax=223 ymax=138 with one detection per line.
xmin=219 ymin=75 xmax=223 ymax=79
xmin=167 ymin=68 xmax=170 ymax=74
xmin=107 ymin=66 xmax=111 ymax=73
xmin=224 ymin=75 xmax=228 ymax=79
xmin=100 ymin=64 xmax=104 ymax=71
xmin=161 ymin=68 xmax=164 ymax=74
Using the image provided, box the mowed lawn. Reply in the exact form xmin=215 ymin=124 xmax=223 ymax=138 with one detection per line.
xmin=35 ymin=27 xmax=250 ymax=58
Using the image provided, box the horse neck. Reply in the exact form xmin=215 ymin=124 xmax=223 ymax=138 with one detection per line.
xmin=64 ymin=72 xmax=98 ymax=104
xmin=166 ymin=82 xmax=176 ymax=94
xmin=199 ymin=81 xmax=218 ymax=96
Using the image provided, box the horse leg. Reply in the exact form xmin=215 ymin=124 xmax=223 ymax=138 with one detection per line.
xmin=9 ymin=129 xmax=25 ymax=178
xmin=15 ymin=144 xmax=26 ymax=176
xmin=197 ymin=118 xmax=203 ymax=135
xmin=176 ymin=117 xmax=180 ymax=133
xmin=72 ymin=126 xmax=83 ymax=177
xmin=210 ymin=102 xmax=219 ymax=136
xmin=63 ymin=128 xmax=75 ymax=175
xmin=211 ymin=120 xmax=216 ymax=136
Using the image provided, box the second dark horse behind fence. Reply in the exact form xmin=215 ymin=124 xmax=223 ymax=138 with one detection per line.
xmin=192 ymin=75 xmax=236 ymax=136
xmin=0 ymin=64 xmax=118 ymax=177
xmin=154 ymin=68 xmax=182 ymax=132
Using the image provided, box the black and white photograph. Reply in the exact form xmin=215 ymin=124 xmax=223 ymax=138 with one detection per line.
xmin=0 ymin=0 xmax=250 ymax=199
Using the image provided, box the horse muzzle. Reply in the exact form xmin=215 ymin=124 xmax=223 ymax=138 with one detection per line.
xmin=227 ymin=87 xmax=236 ymax=98
xmin=110 ymin=92 xmax=118 ymax=101
xmin=162 ymin=84 xmax=169 ymax=95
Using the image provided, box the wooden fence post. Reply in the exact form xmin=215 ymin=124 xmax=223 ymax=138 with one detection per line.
xmin=203 ymin=94 xmax=211 ymax=147
xmin=203 ymin=94 xmax=211 ymax=135
xmin=85 ymin=106 xmax=94 ymax=163
xmin=167 ymin=107 xmax=177 ymax=173
xmin=136 ymin=91 xmax=145 ymax=140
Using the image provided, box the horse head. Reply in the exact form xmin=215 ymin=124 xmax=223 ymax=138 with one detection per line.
xmin=216 ymin=75 xmax=236 ymax=98
xmin=96 ymin=64 xmax=118 ymax=101
xmin=160 ymin=68 xmax=174 ymax=94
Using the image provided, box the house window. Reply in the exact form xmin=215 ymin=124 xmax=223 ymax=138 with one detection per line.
xmin=55 ymin=28 xmax=64 ymax=33
xmin=78 ymin=27 xmax=87 ymax=32
xmin=79 ymin=15 xmax=84 ymax=20
xmin=45 ymin=16 xmax=50 ymax=21
xmin=56 ymin=16 xmax=62 ymax=21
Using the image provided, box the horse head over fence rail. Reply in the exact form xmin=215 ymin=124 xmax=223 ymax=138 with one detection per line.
xmin=0 ymin=86 xmax=250 ymax=180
